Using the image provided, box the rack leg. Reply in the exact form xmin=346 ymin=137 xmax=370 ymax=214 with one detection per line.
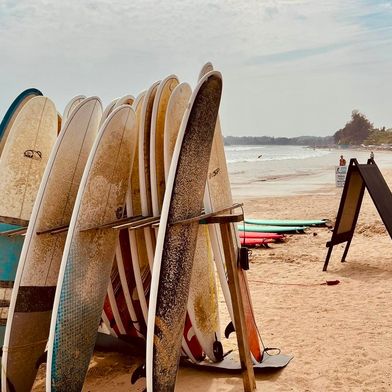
xmin=220 ymin=222 xmax=256 ymax=392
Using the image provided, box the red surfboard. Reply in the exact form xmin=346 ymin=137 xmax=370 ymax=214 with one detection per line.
xmin=240 ymin=238 xmax=274 ymax=246
xmin=239 ymin=231 xmax=284 ymax=240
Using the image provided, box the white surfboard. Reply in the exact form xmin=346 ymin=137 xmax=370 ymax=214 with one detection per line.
xmin=47 ymin=104 xmax=137 ymax=391
xmin=113 ymin=95 xmax=135 ymax=109
xmin=163 ymin=82 xmax=192 ymax=181
xmin=138 ymin=81 xmax=160 ymax=270
xmin=150 ymin=75 xmax=179 ymax=216
xmin=62 ymin=95 xmax=86 ymax=124
xmin=100 ymin=98 xmax=119 ymax=127
xmin=2 ymin=97 xmax=102 ymax=392
xmin=0 ymin=96 xmax=57 ymax=225
xmin=127 ymin=91 xmax=150 ymax=325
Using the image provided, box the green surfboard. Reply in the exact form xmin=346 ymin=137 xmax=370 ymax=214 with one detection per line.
xmin=244 ymin=218 xmax=327 ymax=227
xmin=238 ymin=224 xmax=307 ymax=234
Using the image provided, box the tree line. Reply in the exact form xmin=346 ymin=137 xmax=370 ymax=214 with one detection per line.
xmin=224 ymin=111 xmax=392 ymax=146
xmin=333 ymin=111 xmax=392 ymax=145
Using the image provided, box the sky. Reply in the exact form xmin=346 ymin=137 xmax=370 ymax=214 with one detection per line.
xmin=0 ymin=0 xmax=391 ymax=137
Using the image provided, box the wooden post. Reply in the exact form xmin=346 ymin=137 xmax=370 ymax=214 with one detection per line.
xmin=219 ymin=221 xmax=257 ymax=391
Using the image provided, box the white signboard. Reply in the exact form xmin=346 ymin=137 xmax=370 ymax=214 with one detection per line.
xmin=335 ymin=166 xmax=347 ymax=187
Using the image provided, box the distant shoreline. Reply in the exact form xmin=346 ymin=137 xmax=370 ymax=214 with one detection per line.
xmin=224 ymin=141 xmax=392 ymax=151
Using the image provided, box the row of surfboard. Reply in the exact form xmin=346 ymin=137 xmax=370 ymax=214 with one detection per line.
xmin=238 ymin=218 xmax=328 ymax=246
xmin=0 ymin=64 xmax=270 ymax=391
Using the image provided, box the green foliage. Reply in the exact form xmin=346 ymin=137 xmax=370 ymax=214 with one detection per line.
xmin=333 ymin=110 xmax=373 ymax=145
xmin=365 ymin=128 xmax=392 ymax=145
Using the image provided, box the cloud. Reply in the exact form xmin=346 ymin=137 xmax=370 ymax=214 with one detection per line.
xmin=247 ymin=42 xmax=352 ymax=65
xmin=0 ymin=0 xmax=391 ymax=136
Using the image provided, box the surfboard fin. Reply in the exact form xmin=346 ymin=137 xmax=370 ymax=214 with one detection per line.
xmin=213 ymin=337 xmax=224 ymax=362
xmin=131 ymin=363 xmax=146 ymax=384
xmin=224 ymin=321 xmax=235 ymax=338
xmin=239 ymin=247 xmax=249 ymax=270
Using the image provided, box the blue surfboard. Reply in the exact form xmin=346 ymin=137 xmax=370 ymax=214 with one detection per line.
xmin=0 ymin=224 xmax=24 ymax=346
xmin=0 ymin=88 xmax=43 ymax=144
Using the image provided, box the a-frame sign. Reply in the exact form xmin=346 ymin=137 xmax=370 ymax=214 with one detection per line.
xmin=323 ymin=158 xmax=392 ymax=271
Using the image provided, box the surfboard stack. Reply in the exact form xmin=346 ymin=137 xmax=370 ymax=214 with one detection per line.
xmin=0 ymin=64 xmax=287 ymax=392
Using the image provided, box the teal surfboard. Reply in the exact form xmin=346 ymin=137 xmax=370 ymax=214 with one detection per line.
xmin=244 ymin=218 xmax=327 ymax=227
xmin=0 ymin=224 xmax=24 ymax=346
xmin=238 ymin=224 xmax=307 ymax=234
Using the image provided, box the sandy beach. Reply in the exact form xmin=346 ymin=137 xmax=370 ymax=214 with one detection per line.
xmin=32 ymin=165 xmax=392 ymax=392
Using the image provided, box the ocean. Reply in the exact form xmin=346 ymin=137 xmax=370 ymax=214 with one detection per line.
xmin=225 ymin=145 xmax=392 ymax=198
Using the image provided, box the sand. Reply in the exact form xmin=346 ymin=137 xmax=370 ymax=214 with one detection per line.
xmin=33 ymin=169 xmax=392 ymax=391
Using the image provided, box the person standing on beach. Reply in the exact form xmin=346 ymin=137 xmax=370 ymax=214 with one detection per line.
xmin=370 ymin=151 xmax=375 ymax=160
xmin=339 ymin=155 xmax=346 ymax=166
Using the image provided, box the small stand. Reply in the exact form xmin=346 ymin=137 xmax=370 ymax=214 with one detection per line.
xmin=323 ymin=158 xmax=392 ymax=271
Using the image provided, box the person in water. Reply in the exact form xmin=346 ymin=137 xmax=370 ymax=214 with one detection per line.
xmin=339 ymin=155 xmax=346 ymax=166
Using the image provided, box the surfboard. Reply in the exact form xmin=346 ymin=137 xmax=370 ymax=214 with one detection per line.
xmin=148 ymin=75 xmax=209 ymax=362
xmin=62 ymin=95 xmax=86 ymax=124
xmin=181 ymin=68 xmax=225 ymax=363
xmin=113 ymin=95 xmax=135 ymax=109
xmin=102 ymin=294 xmax=121 ymax=337
xmin=102 ymin=94 xmax=143 ymax=340
xmin=0 ymin=88 xmax=42 ymax=155
xmin=239 ymin=231 xmax=285 ymax=240
xmin=2 ymin=97 xmax=102 ymax=392
xmin=116 ymin=228 xmax=145 ymax=336
xmin=138 ymin=81 xmax=159 ymax=269
xmin=240 ymin=238 xmax=274 ymax=246
xmin=151 ymin=78 xmax=208 ymax=363
xmin=0 ymin=96 xmax=58 ymax=226
xmin=187 ymin=223 xmax=221 ymax=362
xmin=106 ymin=253 xmax=140 ymax=338
xmin=0 ymin=97 xmax=57 ymax=356
xmin=244 ymin=218 xmax=327 ymax=227
xmin=0 ymin=224 xmax=24 ymax=348
xmin=200 ymin=62 xmax=263 ymax=364
xmin=47 ymin=104 xmax=137 ymax=391
xmin=100 ymin=98 xmax=119 ymax=127
xmin=182 ymin=350 xmax=293 ymax=372
xmin=146 ymin=70 xmax=222 ymax=391
xmin=163 ymin=83 xmax=192 ymax=181
xmin=56 ymin=113 xmax=62 ymax=135
xmin=126 ymin=91 xmax=151 ymax=327
xmin=239 ymin=224 xmax=306 ymax=234
xmin=150 ymin=75 xmax=179 ymax=216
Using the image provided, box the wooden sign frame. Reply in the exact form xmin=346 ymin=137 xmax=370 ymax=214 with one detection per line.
xmin=323 ymin=158 xmax=392 ymax=271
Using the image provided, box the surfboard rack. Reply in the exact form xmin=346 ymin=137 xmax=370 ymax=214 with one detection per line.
xmin=0 ymin=226 xmax=28 ymax=237
xmin=34 ymin=215 xmax=161 ymax=236
xmin=171 ymin=202 xmax=256 ymax=391
xmin=170 ymin=203 xmax=243 ymax=226
xmin=0 ymin=216 xmax=29 ymax=227
xmin=113 ymin=216 xmax=160 ymax=230
xmin=217 ymin=210 xmax=257 ymax=392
